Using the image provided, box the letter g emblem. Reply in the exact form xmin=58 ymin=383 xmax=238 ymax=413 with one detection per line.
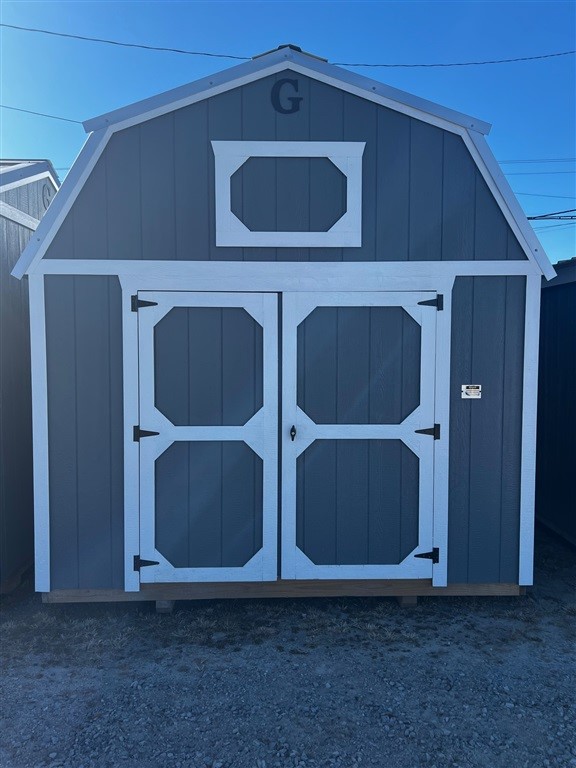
xmin=271 ymin=79 xmax=303 ymax=114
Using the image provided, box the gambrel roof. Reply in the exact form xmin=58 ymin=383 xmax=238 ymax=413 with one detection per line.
xmin=12 ymin=44 xmax=554 ymax=279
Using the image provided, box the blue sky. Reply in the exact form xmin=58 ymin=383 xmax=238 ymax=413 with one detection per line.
xmin=1 ymin=0 xmax=574 ymax=263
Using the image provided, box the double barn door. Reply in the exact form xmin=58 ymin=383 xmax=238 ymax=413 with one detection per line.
xmin=136 ymin=290 xmax=441 ymax=584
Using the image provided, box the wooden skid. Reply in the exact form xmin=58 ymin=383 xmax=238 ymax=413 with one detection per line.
xmin=42 ymin=580 xmax=524 ymax=604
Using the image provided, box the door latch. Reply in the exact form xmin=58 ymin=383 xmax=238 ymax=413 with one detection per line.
xmin=290 ymin=425 xmax=297 ymax=441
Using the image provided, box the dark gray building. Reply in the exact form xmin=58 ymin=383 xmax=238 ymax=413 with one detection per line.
xmin=537 ymin=258 xmax=575 ymax=546
xmin=12 ymin=46 xmax=555 ymax=604
xmin=1 ymin=159 xmax=58 ymax=592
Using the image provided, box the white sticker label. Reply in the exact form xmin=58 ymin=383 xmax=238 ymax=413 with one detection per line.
xmin=462 ymin=385 xmax=482 ymax=399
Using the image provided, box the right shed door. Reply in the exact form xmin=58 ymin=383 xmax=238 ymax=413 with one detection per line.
xmin=281 ymin=292 xmax=439 ymax=580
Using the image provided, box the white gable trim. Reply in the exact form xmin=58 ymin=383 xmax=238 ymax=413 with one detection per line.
xmin=11 ymin=129 xmax=111 ymax=279
xmin=83 ymin=48 xmax=491 ymax=135
xmin=464 ymin=131 xmax=555 ymax=280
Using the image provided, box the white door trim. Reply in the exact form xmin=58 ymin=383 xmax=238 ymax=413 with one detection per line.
xmin=281 ymin=290 xmax=442 ymax=581
xmin=136 ymin=291 xmax=278 ymax=584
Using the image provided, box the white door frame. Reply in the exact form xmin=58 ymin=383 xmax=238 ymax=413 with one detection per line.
xmin=281 ymin=291 xmax=445 ymax=583
xmin=136 ymin=291 xmax=278 ymax=584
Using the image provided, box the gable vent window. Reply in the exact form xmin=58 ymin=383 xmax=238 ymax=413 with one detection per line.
xmin=212 ymin=141 xmax=365 ymax=247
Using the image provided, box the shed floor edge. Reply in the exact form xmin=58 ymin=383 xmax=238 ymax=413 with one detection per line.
xmin=41 ymin=580 xmax=525 ymax=603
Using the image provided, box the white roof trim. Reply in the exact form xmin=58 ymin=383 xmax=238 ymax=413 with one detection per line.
xmin=11 ymin=130 xmax=111 ymax=279
xmin=83 ymin=48 xmax=491 ymax=135
xmin=12 ymin=48 xmax=553 ymax=279
xmin=464 ymin=131 xmax=554 ymax=280
xmin=0 ymin=160 xmax=59 ymax=193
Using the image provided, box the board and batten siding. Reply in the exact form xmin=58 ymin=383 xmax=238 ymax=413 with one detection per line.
xmin=45 ymin=73 xmax=527 ymax=264
xmin=44 ymin=275 xmax=124 ymax=589
xmin=448 ymin=276 xmax=526 ymax=584
xmin=0 ymin=218 xmax=34 ymax=588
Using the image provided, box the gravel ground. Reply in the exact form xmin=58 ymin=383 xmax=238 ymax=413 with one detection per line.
xmin=1 ymin=525 xmax=574 ymax=768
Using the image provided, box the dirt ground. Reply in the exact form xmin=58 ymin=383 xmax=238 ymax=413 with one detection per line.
xmin=1 ymin=524 xmax=574 ymax=768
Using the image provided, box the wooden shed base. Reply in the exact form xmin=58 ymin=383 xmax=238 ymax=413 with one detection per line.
xmin=42 ymin=579 xmax=525 ymax=604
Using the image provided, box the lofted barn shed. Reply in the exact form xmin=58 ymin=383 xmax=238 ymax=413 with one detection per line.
xmin=12 ymin=46 xmax=555 ymax=604
xmin=1 ymin=159 xmax=59 ymax=592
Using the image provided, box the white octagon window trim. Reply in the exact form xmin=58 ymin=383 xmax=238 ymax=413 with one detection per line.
xmin=211 ymin=140 xmax=365 ymax=247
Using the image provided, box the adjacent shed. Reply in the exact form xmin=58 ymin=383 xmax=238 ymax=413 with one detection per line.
xmin=12 ymin=46 xmax=555 ymax=604
xmin=1 ymin=159 xmax=59 ymax=592
xmin=536 ymin=258 xmax=576 ymax=546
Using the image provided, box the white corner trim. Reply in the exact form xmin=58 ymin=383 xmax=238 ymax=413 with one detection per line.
xmin=28 ymin=275 xmax=50 ymax=592
xmin=519 ymin=274 xmax=542 ymax=585
xmin=464 ymin=130 xmax=555 ymax=280
xmin=0 ymin=200 xmax=40 ymax=230
xmin=212 ymin=140 xmax=365 ymax=247
xmin=11 ymin=129 xmax=112 ymax=280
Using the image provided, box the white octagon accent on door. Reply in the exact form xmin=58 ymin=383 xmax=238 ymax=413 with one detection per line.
xmin=137 ymin=291 xmax=278 ymax=583
xmin=281 ymin=291 xmax=438 ymax=580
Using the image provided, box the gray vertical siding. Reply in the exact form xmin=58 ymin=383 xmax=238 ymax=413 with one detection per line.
xmin=45 ymin=275 xmax=124 ymax=589
xmin=45 ymin=73 xmax=527 ymax=264
xmin=536 ymin=267 xmax=576 ymax=545
xmin=448 ymin=276 xmax=526 ymax=584
xmin=0 ymin=218 xmax=34 ymax=588
xmin=297 ymin=440 xmax=418 ymax=565
xmin=155 ymin=441 xmax=263 ymax=568
xmin=1 ymin=177 xmax=55 ymax=221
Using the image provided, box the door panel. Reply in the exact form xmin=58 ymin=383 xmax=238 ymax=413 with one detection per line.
xmin=138 ymin=292 xmax=277 ymax=583
xmin=282 ymin=292 xmax=437 ymax=580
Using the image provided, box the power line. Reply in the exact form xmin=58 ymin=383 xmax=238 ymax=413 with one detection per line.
xmin=532 ymin=222 xmax=576 ymax=232
xmin=527 ymin=208 xmax=576 ymax=220
xmin=505 ymin=171 xmax=576 ymax=175
xmin=499 ymin=158 xmax=576 ymax=164
xmin=515 ymin=192 xmax=576 ymax=199
xmin=334 ymin=52 xmax=576 ymax=67
xmin=0 ymin=104 xmax=82 ymax=124
xmin=0 ymin=23 xmax=249 ymax=60
xmin=1 ymin=23 xmax=575 ymax=67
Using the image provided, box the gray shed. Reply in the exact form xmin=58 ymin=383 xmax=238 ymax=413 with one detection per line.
xmin=12 ymin=46 xmax=555 ymax=604
xmin=1 ymin=159 xmax=59 ymax=592
xmin=536 ymin=258 xmax=575 ymax=546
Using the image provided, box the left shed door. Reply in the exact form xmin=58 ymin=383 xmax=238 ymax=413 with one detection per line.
xmin=136 ymin=292 xmax=278 ymax=583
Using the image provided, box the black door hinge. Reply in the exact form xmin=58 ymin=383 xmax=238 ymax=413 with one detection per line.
xmin=131 ymin=295 xmax=158 ymax=312
xmin=133 ymin=425 xmax=160 ymax=442
xmin=133 ymin=555 xmax=160 ymax=572
xmin=415 ymin=423 xmax=441 ymax=440
xmin=418 ymin=294 xmax=443 ymax=311
xmin=414 ymin=548 xmax=439 ymax=564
